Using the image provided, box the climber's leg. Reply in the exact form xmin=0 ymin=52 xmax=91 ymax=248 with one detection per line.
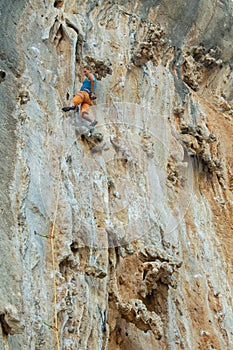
xmin=81 ymin=101 xmax=98 ymax=126
xmin=81 ymin=103 xmax=93 ymax=122
xmin=62 ymin=92 xmax=84 ymax=112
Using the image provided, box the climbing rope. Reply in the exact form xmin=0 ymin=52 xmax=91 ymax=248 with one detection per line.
xmin=50 ymin=186 xmax=61 ymax=350
xmin=38 ymin=147 xmax=62 ymax=350
xmin=39 ymin=90 xmax=76 ymax=348
xmin=46 ymin=94 xmax=69 ymax=350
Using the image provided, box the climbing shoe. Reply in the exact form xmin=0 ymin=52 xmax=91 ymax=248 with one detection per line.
xmin=90 ymin=120 xmax=98 ymax=127
xmin=62 ymin=106 xmax=75 ymax=112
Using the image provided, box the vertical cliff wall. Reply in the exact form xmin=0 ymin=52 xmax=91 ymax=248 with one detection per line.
xmin=0 ymin=0 xmax=233 ymax=349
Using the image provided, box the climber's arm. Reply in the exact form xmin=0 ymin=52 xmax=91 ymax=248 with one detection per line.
xmin=86 ymin=72 xmax=95 ymax=92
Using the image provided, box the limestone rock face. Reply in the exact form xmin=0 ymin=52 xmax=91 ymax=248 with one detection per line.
xmin=0 ymin=1 xmax=233 ymax=349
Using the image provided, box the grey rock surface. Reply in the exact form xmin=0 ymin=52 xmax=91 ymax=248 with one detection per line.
xmin=0 ymin=1 xmax=233 ymax=349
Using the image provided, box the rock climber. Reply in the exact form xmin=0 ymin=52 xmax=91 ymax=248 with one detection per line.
xmin=62 ymin=65 xmax=98 ymax=127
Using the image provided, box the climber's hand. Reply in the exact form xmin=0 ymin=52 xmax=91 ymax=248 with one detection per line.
xmin=90 ymin=92 xmax=97 ymax=100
